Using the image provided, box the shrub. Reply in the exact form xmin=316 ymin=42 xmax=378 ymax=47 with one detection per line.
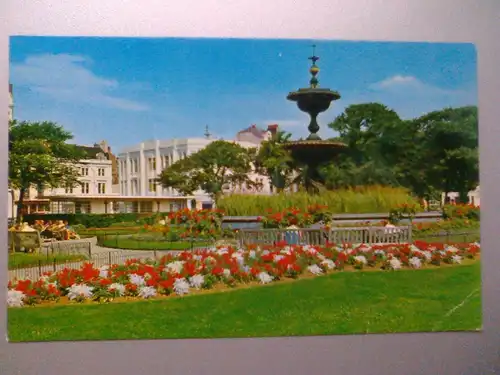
xmin=22 ymin=213 xmax=171 ymax=228
xmin=442 ymin=204 xmax=480 ymax=221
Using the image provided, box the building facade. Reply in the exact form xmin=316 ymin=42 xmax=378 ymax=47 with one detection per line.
xmin=117 ymin=125 xmax=277 ymax=209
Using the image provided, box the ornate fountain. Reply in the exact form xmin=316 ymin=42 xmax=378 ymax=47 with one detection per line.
xmin=284 ymin=45 xmax=347 ymax=192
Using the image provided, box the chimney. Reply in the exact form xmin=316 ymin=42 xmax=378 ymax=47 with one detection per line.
xmin=267 ymin=124 xmax=279 ymax=136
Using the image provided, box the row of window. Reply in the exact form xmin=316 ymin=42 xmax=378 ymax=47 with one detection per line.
xmin=65 ymin=182 xmax=106 ymax=194
xmin=119 ymin=152 xmax=190 ymax=176
xmin=80 ymin=167 xmax=106 ymax=176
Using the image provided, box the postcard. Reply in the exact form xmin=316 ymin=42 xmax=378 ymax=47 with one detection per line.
xmin=7 ymin=36 xmax=480 ymax=342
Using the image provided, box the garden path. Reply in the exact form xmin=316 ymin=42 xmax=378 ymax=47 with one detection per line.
xmin=9 ymin=237 xmax=207 ymax=281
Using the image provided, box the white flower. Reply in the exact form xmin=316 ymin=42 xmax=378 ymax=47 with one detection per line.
xmin=99 ymin=265 xmax=109 ymax=278
xmin=40 ymin=275 xmax=50 ymax=284
xmin=262 ymin=250 xmax=270 ymax=256
xmin=321 ymin=259 xmax=336 ymax=270
xmin=354 ymin=255 xmax=368 ymax=265
xmin=189 ymin=274 xmax=205 ymax=290
xmin=451 ymin=255 xmax=462 ymax=264
xmin=410 ymin=244 xmax=421 ymax=252
xmin=374 ymin=249 xmax=386 ymax=256
xmin=409 ymin=257 xmax=422 ymax=269
xmin=108 ymin=283 xmax=126 ymax=296
xmin=307 ymin=264 xmax=324 ymax=275
xmin=223 ymin=268 xmax=231 ymax=278
xmin=305 ymin=246 xmax=317 ymax=255
xmin=193 ymin=254 xmax=203 ymax=261
xmin=358 ymin=245 xmax=372 ymax=253
xmin=421 ymin=251 xmax=432 ymax=261
xmin=7 ymin=290 xmax=25 ymax=308
xmin=280 ymin=247 xmax=293 ymax=255
xmin=316 ymin=253 xmax=326 ymax=261
xmin=273 ymin=254 xmax=285 ymax=262
xmin=173 ymin=278 xmax=190 ymax=296
xmin=128 ymin=273 xmax=146 ymax=286
xmin=248 ymin=250 xmax=257 ymax=259
xmin=446 ymin=245 xmax=459 ymax=253
xmin=67 ymin=284 xmax=94 ymax=300
xmin=257 ymin=272 xmax=274 ymax=284
xmin=389 ymin=258 xmax=402 ymax=270
xmin=166 ymin=261 xmax=185 ymax=274
xmin=138 ymin=286 xmax=157 ymax=299
xmin=216 ymin=248 xmax=229 ymax=255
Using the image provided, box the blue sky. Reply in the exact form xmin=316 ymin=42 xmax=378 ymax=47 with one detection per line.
xmin=9 ymin=36 xmax=477 ymax=153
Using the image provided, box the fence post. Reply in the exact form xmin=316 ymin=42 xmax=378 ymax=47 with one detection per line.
xmin=53 ymin=258 xmax=56 ymax=272
xmin=108 ymin=251 xmax=112 ymax=265
xmin=38 ymin=260 xmax=42 ymax=278
xmin=154 ymin=250 xmax=157 ymax=259
xmin=88 ymin=242 xmax=92 ymax=257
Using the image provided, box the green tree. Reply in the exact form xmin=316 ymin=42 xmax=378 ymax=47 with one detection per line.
xmin=412 ymin=106 xmax=479 ymax=203
xmin=255 ymin=130 xmax=294 ymax=192
xmin=9 ymin=120 xmax=85 ymax=222
xmin=159 ymin=140 xmax=259 ymax=201
xmin=326 ymin=103 xmax=404 ymax=187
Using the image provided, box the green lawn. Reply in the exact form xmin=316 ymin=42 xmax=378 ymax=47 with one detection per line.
xmin=8 ymin=253 xmax=88 ymax=270
xmin=414 ymin=232 xmax=480 ymax=244
xmin=7 ymin=261 xmax=481 ymax=342
xmin=98 ymin=235 xmax=213 ymax=250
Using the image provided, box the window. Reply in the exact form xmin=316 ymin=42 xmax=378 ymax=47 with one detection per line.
xmin=148 ymin=157 xmax=156 ymax=171
xmin=75 ymin=202 xmax=91 ymax=214
xmin=98 ymin=168 xmax=105 ymax=176
xmin=98 ymin=183 xmax=106 ymax=194
xmin=81 ymin=167 xmax=89 ymax=176
xmin=81 ymin=182 xmax=90 ymax=194
xmin=140 ymin=201 xmax=153 ymax=213
xmin=65 ymin=186 xmax=74 ymax=194
xmin=148 ymin=179 xmax=157 ymax=193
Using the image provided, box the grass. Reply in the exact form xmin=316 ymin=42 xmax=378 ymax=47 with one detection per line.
xmin=7 ymin=261 xmax=481 ymax=342
xmin=76 ymin=227 xmax=142 ymax=238
xmin=98 ymin=235 xmax=213 ymax=250
xmin=216 ymin=185 xmax=421 ymax=216
xmin=8 ymin=252 xmax=88 ymax=270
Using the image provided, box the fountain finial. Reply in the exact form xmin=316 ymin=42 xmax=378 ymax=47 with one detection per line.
xmin=204 ymin=125 xmax=211 ymax=139
xmin=308 ymin=44 xmax=320 ymax=88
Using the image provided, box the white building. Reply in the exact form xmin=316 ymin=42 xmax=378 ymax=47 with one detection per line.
xmin=117 ymin=125 xmax=278 ymax=210
xmin=11 ymin=147 xmax=119 ymax=216
xmin=442 ymin=185 xmax=480 ymax=206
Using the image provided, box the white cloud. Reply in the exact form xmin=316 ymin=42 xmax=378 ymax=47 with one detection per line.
xmin=363 ymin=74 xmax=476 ymax=119
xmin=11 ymin=54 xmax=149 ymax=111
xmin=369 ymin=74 xmax=470 ymax=96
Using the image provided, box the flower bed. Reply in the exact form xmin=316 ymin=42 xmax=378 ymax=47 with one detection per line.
xmin=7 ymin=241 xmax=480 ymax=308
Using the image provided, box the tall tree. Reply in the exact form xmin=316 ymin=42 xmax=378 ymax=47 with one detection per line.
xmin=9 ymin=120 xmax=85 ymax=222
xmin=159 ymin=140 xmax=259 ymax=201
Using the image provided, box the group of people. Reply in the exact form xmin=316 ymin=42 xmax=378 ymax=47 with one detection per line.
xmin=9 ymin=220 xmax=80 ymax=241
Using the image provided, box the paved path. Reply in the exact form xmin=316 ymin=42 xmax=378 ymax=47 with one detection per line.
xmin=9 ymin=238 xmax=211 ymax=282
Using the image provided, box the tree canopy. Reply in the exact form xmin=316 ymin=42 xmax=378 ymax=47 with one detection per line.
xmin=9 ymin=120 xmax=85 ymax=221
xmin=158 ymin=140 xmax=260 ymax=200
xmin=325 ymin=104 xmax=479 ymax=202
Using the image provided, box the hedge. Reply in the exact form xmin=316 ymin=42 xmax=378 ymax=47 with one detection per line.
xmin=21 ymin=213 xmax=168 ymax=228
